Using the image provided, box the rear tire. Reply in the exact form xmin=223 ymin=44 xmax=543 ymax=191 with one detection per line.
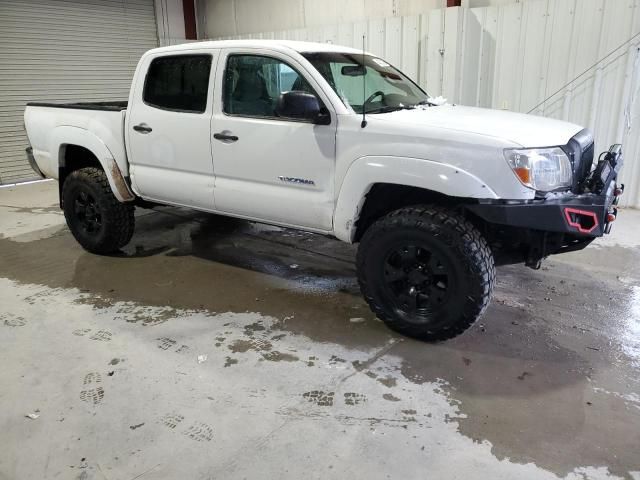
xmin=356 ymin=205 xmax=495 ymax=342
xmin=62 ymin=167 xmax=135 ymax=254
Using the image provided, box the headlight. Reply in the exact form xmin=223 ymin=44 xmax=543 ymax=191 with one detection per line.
xmin=504 ymin=147 xmax=572 ymax=192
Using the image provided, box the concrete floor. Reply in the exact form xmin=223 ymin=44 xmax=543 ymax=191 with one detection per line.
xmin=1 ymin=180 xmax=639 ymax=480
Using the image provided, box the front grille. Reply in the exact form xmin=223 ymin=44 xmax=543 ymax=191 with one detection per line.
xmin=579 ymin=142 xmax=595 ymax=182
xmin=564 ymin=129 xmax=595 ymax=192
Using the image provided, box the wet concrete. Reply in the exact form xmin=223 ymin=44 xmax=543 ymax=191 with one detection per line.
xmin=1 ymin=181 xmax=639 ymax=479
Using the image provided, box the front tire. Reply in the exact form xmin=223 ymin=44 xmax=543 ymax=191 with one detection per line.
xmin=62 ymin=167 xmax=135 ymax=254
xmin=357 ymin=205 xmax=495 ymax=342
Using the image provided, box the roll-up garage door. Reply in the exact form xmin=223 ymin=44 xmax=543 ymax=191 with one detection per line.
xmin=0 ymin=0 xmax=158 ymax=184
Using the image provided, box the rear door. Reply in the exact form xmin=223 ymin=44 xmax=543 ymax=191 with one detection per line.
xmin=210 ymin=48 xmax=337 ymax=231
xmin=127 ymin=50 xmax=218 ymax=209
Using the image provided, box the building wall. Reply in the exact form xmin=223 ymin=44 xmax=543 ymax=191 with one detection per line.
xmin=155 ymin=0 xmax=187 ymax=45
xmin=463 ymin=0 xmax=526 ymax=6
xmin=197 ymin=0 xmax=533 ymax=38
xmin=199 ymin=0 xmax=443 ymax=37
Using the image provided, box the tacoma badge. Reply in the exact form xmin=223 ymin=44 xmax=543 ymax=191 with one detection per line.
xmin=278 ymin=176 xmax=315 ymax=186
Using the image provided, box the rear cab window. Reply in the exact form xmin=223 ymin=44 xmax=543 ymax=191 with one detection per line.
xmin=144 ymin=54 xmax=212 ymax=113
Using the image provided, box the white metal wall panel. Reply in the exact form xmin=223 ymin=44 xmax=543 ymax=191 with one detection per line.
xmin=368 ymin=19 xmax=386 ymax=58
xmin=337 ymin=22 xmax=355 ymax=48
xmin=491 ymin=3 xmax=521 ymax=110
xmin=625 ymin=59 xmax=640 ymax=205
xmin=400 ymin=16 xmax=420 ymax=81
xmin=353 ymin=21 xmax=368 ymax=51
xmin=458 ymin=9 xmax=480 ymax=106
xmin=540 ymin=0 xmax=575 ymax=117
xmin=566 ymin=0 xmax=603 ymax=128
xmin=518 ymin=0 xmax=548 ymax=114
xmin=211 ymin=0 xmax=640 ymax=206
xmin=442 ymin=7 xmax=462 ymax=102
xmin=384 ymin=17 xmax=402 ymax=68
xmin=424 ymin=10 xmax=444 ymax=95
xmin=0 ymin=0 xmax=158 ymax=184
xmin=474 ymin=6 xmax=497 ymax=108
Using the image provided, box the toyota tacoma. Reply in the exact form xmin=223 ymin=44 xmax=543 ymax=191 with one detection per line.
xmin=23 ymin=40 xmax=624 ymax=341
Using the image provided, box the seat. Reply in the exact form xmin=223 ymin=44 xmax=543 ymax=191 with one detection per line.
xmin=291 ymin=75 xmax=314 ymax=94
xmin=230 ymin=66 xmax=273 ymax=116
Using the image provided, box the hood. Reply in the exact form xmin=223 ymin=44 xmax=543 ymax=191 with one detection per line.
xmin=374 ymin=105 xmax=584 ymax=147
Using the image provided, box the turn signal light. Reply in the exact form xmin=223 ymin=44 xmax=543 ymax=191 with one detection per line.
xmin=607 ymin=213 xmax=616 ymax=223
xmin=513 ymin=167 xmax=531 ymax=185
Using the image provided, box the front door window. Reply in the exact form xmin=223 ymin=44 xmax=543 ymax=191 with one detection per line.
xmin=223 ymin=54 xmax=319 ymax=119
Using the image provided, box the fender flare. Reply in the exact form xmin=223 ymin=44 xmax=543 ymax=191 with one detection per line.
xmin=50 ymin=126 xmax=135 ymax=202
xmin=333 ymin=155 xmax=499 ymax=243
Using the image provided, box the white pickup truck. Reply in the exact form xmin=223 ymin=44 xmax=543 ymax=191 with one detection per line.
xmin=24 ymin=40 xmax=624 ymax=341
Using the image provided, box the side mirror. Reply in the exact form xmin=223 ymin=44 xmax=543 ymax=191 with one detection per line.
xmin=275 ymin=91 xmax=330 ymax=125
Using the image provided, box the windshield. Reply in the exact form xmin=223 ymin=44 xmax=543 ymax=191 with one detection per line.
xmin=301 ymin=52 xmax=429 ymax=114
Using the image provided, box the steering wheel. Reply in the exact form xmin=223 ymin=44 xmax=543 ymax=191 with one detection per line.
xmin=363 ymin=90 xmax=385 ymax=109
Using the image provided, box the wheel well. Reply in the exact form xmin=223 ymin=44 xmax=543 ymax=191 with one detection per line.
xmin=353 ymin=183 xmax=564 ymax=269
xmin=58 ymin=144 xmax=103 ymax=207
xmin=354 ymin=183 xmax=467 ymax=242
xmin=60 ymin=144 xmax=102 ymax=173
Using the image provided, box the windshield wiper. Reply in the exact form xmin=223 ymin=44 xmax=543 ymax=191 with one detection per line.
xmin=415 ymin=97 xmax=448 ymax=107
xmin=365 ymin=105 xmax=414 ymax=114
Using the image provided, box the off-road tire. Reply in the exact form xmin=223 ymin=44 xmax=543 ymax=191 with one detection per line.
xmin=62 ymin=167 xmax=135 ymax=254
xmin=356 ymin=205 xmax=495 ymax=342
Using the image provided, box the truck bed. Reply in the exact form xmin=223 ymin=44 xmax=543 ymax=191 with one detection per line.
xmin=25 ymin=101 xmax=127 ymax=111
xmin=24 ymin=101 xmax=129 ymax=180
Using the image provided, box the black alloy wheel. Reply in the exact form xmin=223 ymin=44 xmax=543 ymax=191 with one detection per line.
xmin=62 ymin=167 xmax=135 ymax=254
xmin=382 ymin=243 xmax=456 ymax=320
xmin=357 ymin=205 xmax=495 ymax=341
xmin=73 ymin=189 xmax=103 ymax=236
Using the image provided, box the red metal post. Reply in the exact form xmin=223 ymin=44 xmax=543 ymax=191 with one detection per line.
xmin=182 ymin=0 xmax=197 ymax=40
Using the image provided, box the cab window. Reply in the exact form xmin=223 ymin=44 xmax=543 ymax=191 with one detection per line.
xmin=144 ymin=55 xmax=212 ymax=113
xmin=223 ymin=54 xmax=318 ymax=118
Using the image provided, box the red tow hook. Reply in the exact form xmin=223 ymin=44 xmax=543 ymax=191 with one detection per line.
xmin=564 ymin=208 xmax=599 ymax=234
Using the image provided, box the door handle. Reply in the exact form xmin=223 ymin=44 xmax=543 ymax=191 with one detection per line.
xmin=133 ymin=124 xmax=152 ymax=133
xmin=213 ymin=132 xmax=238 ymax=142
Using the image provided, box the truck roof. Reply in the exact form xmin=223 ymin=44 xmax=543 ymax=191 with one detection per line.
xmin=147 ymin=39 xmax=366 ymax=56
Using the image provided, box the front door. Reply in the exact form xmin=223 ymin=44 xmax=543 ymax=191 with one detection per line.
xmin=210 ymin=49 xmax=336 ymax=231
xmin=127 ymin=51 xmax=218 ymax=210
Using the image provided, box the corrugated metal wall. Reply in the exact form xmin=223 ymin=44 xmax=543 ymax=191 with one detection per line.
xmin=0 ymin=0 xmax=158 ymax=185
xmin=214 ymin=0 xmax=640 ymax=207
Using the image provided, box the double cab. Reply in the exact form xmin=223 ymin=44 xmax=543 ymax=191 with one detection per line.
xmin=24 ymin=40 xmax=624 ymax=341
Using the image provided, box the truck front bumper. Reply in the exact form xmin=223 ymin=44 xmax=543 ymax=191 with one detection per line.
xmin=468 ymin=144 xmax=624 ymax=239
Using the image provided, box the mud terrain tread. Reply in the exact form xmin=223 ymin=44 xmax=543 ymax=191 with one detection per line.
xmin=356 ymin=205 xmax=495 ymax=342
xmin=62 ymin=167 xmax=134 ymax=254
